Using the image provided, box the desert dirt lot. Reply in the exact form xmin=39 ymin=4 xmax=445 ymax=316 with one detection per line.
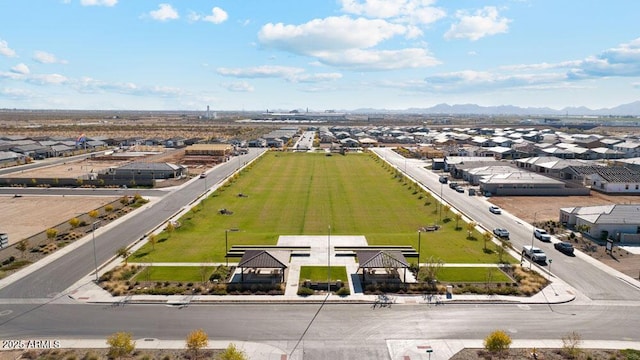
xmin=489 ymin=192 xmax=640 ymax=280
xmin=0 ymin=195 xmax=119 ymax=246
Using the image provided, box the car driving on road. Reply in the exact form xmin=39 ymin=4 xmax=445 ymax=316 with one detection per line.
xmin=493 ymin=228 xmax=510 ymax=239
xmin=534 ymin=228 xmax=551 ymax=241
xmin=489 ymin=205 xmax=502 ymax=214
xmin=554 ymin=241 xmax=575 ymax=255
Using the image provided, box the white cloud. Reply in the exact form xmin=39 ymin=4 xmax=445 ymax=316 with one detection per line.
xmin=74 ymin=77 xmax=185 ymax=97
xmin=222 ymin=81 xmax=254 ymax=92
xmin=0 ymin=71 xmax=23 ymax=80
xmin=314 ymin=48 xmax=439 ymax=70
xmin=149 ymin=4 xmax=179 ymax=21
xmin=423 ymin=70 xmax=565 ymax=92
xmin=0 ymin=88 xmax=33 ymax=99
xmin=444 ymin=6 xmax=510 ymax=41
xmin=259 ymin=16 xmax=407 ymax=53
xmin=204 ymin=7 xmax=228 ymax=24
xmin=27 ymin=73 xmax=68 ymax=85
xmin=80 ymin=0 xmax=117 ymax=7
xmin=258 ymin=16 xmax=439 ymax=70
xmin=217 ymin=65 xmax=305 ymax=80
xmin=33 ymin=51 xmax=68 ymax=64
xmin=295 ymin=73 xmax=343 ymax=83
xmin=10 ymin=63 xmax=30 ymax=75
xmin=339 ymin=0 xmax=445 ymax=25
xmin=217 ymin=65 xmax=344 ymax=83
xmin=189 ymin=7 xmax=228 ymax=24
xmin=500 ymin=61 xmax=581 ymax=72
xmin=568 ymin=37 xmax=640 ymax=78
xmin=0 ymin=39 xmax=17 ymax=57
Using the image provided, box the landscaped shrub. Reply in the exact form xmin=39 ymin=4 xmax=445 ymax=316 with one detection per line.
xmin=336 ymin=287 xmax=350 ymax=296
xmin=484 ymin=330 xmax=512 ymax=354
xmin=297 ymin=287 xmax=314 ymax=296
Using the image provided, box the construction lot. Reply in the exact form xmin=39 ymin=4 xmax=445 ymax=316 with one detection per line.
xmin=0 ymin=195 xmax=120 ymax=246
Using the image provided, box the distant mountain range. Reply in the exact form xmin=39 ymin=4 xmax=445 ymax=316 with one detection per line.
xmin=351 ymin=100 xmax=640 ymax=116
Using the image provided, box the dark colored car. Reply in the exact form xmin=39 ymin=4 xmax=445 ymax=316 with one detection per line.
xmin=554 ymin=241 xmax=575 ymax=255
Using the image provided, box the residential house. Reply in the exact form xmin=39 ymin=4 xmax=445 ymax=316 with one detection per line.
xmin=560 ymin=204 xmax=640 ymax=243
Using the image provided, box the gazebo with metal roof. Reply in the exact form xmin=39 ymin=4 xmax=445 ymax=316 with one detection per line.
xmin=356 ymin=250 xmax=410 ymax=283
xmin=236 ymin=250 xmax=288 ymax=283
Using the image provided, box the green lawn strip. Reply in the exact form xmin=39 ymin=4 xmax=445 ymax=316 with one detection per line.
xmin=437 ymin=267 xmax=511 ymax=283
xmin=299 ymin=266 xmax=348 ymax=282
xmin=131 ymin=152 xmax=510 ymax=266
xmin=134 ymin=266 xmax=213 ymax=282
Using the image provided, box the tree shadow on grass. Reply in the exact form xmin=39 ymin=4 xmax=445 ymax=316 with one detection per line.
xmin=132 ymin=251 xmax=150 ymax=259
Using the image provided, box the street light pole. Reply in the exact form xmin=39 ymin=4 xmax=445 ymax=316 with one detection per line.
xmin=439 ymin=182 xmax=443 ymax=223
xmin=417 ymin=230 xmax=421 ymax=267
xmin=528 ymin=209 xmax=551 ymax=269
xmin=225 ymin=229 xmax=229 ymax=267
xmin=328 ymin=225 xmax=331 ymax=294
xmin=91 ymin=221 xmax=100 ymax=282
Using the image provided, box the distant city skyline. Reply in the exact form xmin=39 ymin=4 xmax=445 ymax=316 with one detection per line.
xmin=1 ymin=1 xmax=639 ymax=111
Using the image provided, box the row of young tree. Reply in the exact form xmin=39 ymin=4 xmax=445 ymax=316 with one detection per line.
xmin=107 ymin=329 xmax=248 ymax=360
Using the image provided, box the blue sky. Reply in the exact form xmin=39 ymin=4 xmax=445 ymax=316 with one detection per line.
xmin=1 ymin=0 xmax=639 ymax=111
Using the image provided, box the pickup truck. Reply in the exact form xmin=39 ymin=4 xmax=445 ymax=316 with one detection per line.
xmin=522 ymin=245 xmax=547 ymax=262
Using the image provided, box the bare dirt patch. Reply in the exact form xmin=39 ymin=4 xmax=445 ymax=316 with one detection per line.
xmin=0 ymin=195 xmax=119 ymax=245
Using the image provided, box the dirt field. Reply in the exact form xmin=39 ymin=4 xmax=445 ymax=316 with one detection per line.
xmin=488 ymin=191 xmax=640 ymax=224
xmin=0 ymin=195 xmax=119 ymax=245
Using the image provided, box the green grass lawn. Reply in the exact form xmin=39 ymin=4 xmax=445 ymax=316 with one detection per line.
xmin=436 ymin=267 xmax=512 ymax=283
xmin=131 ymin=151 xmax=508 ymax=265
xmin=134 ymin=266 xmax=213 ymax=282
xmin=299 ymin=266 xmax=348 ymax=282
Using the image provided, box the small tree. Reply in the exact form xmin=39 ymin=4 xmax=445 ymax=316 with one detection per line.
xmin=483 ymin=231 xmax=493 ymax=250
xmin=116 ymin=247 xmax=131 ymax=264
xmin=496 ymin=241 xmax=508 ymax=263
xmin=46 ymin=228 xmax=58 ymax=243
xmin=454 ymin=213 xmax=462 ymax=230
xmin=418 ymin=255 xmax=444 ymax=288
xmin=561 ymin=331 xmax=582 ymax=359
xmin=484 ymin=329 xmax=512 ymax=354
xmin=217 ymin=343 xmax=248 ymax=360
xmin=443 ymin=204 xmax=451 ymax=219
xmin=148 ymin=234 xmax=157 ymax=250
xmin=106 ymin=332 xmax=135 ymax=359
xmin=186 ymin=329 xmax=209 ymax=359
xmin=466 ymin=221 xmax=477 ymax=239
xmin=105 ymin=204 xmax=114 ymax=212
xmin=16 ymin=239 xmax=29 ymax=258
xmin=166 ymin=221 xmax=175 ymax=236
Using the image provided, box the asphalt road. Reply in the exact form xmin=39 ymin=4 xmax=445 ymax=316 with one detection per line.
xmin=0 ymin=302 xmax=637 ymax=359
xmin=372 ymin=148 xmax=640 ymax=301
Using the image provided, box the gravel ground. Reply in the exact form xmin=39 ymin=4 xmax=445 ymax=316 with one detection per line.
xmin=451 ymin=347 xmax=626 ymax=359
